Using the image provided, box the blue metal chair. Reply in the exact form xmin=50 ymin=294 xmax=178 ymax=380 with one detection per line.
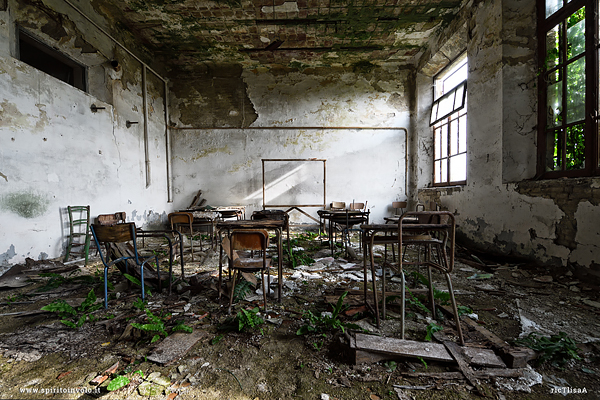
xmin=90 ymin=222 xmax=158 ymax=308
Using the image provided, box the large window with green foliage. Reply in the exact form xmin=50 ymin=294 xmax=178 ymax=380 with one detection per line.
xmin=538 ymin=0 xmax=598 ymax=177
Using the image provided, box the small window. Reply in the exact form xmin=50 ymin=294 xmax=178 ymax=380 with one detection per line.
xmin=431 ymin=54 xmax=468 ymax=186
xmin=18 ymin=29 xmax=87 ymax=91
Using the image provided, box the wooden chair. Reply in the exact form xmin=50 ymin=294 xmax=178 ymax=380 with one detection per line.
xmin=168 ymin=212 xmax=200 ymax=260
xmin=224 ymin=230 xmax=271 ymax=313
xmin=90 ymin=222 xmax=158 ymax=308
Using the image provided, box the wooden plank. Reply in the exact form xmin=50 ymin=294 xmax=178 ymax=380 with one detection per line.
xmin=147 ymin=330 xmax=208 ymax=365
xmin=353 ymin=333 xmax=505 ymax=368
xmin=354 ymin=333 xmax=454 ymax=362
xmin=444 ymin=340 xmax=488 ymax=397
xmin=440 ymin=305 xmax=536 ymax=368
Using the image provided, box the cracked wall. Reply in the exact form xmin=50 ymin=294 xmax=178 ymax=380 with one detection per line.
xmin=169 ymin=64 xmax=412 ymax=223
xmin=413 ymin=0 xmax=600 ymax=279
xmin=0 ymin=0 xmax=170 ymax=266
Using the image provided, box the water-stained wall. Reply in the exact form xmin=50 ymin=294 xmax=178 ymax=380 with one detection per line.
xmin=414 ymin=0 xmax=600 ymax=279
xmin=0 ymin=0 xmax=170 ymax=267
xmin=169 ymin=63 xmax=411 ymax=223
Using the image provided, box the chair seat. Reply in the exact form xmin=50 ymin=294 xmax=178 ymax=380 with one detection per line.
xmin=233 ymin=258 xmax=271 ymax=270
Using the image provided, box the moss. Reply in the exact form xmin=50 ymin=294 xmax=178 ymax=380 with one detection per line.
xmin=0 ymin=191 xmax=49 ymax=219
xmin=351 ymin=60 xmax=376 ymax=74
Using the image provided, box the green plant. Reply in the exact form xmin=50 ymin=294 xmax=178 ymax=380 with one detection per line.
xmin=515 ymin=331 xmax=581 ymax=367
xmin=424 ymin=322 xmax=443 ymax=341
xmin=233 ymin=278 xmax=253 ymax=302
xmin=211 ymin=334 xmax=224 ymax=345
xmin=123 ymin=274 xmax=152 ymax=297
xmin=236 ymin=307 xmax=265 ymax=334
xmin=384 ymin=360 xmax=397 ymax=372
xmin=107 ymin=370 xmax=143 ymax=391
xmin=418 ymin=356 xmax=428 ymax=369
xmin=296 ymin=291 xmax=361 ymax=335
xmin=40 ymin=289 xmax=102 ymax=328
xmin=457 ymin=305 xmax=473 ymax=316
xmin=130 ymin=308 xmax=193 ymax=343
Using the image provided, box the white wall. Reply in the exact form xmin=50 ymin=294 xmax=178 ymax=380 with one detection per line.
xmin=170 ymin=67 xmax=412 ymax=224
xmin=0 ymin=1 xmax=171 ymax=267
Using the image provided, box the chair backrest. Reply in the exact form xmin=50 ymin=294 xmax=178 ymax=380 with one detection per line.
xmin=349 ymin=202 xmax=366 ymax=211
xmin=90 ymin=222 xmax=139 ymax=266
xmin=96 ymin=212 xmax=126 ymax=226
xmin=230 ymin=230 xmax=269 ymax=252
xmin=91 ymin=222 xmax=136 ymax=243
xmin=330 ymin=201 xmax=346 ymax=210
xmin=168 ymin=212 xmax=193 ymax=229
xmin=392 ymin=201 xmax=407 ymax=215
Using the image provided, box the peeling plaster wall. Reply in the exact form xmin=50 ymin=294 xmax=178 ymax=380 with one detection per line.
xmin=170 ymin=65 xmax=410 ymax=223
xmin=414 ymin=0 xmax=600 ymax=277
xmin=0 ymin=0 xmax=170 ymax=267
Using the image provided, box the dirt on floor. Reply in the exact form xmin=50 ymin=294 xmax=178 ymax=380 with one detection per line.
xmin=0 ymin=228 xmax=599 ymax=400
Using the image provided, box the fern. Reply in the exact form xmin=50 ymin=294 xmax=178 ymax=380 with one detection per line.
xmin=233 ymin=278 xmax=253 ymax=302
xmin=236 ymin=307 xmax=264 ymax=334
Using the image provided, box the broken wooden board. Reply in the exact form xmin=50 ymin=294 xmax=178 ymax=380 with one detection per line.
xmin=147 ymin=330 xmax=208 ymax=365
xmin=352 ymin=333 xmax=505 ymax=368
xmin=439 ymin=305 xmax=537 ymax=368
xmin=444 ymin=340 xmax=488 ymax=397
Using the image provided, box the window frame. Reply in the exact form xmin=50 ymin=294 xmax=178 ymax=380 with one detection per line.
xmin=536 ymin=0 xmax=599 ymax=178
xmin=431 ymin=54 xmax=468 ymax=187
xmin=17 ymin=27 xmax=87 ymax=92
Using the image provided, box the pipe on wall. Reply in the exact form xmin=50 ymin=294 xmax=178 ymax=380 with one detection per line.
xmin=63 ymin=0 xmax=172 ymax=197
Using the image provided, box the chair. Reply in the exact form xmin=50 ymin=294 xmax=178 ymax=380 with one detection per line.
xmin=96 ymin=212 xmax=126 ymax=226
xmin=90 ymin=222 xmax=159 ymax=308
xmin=224 ymin=230 xmax=271 ymax=313
xmin=331 ymin=203 xmax=369 ymax=254
xmin=330 ymin=201 xmax=346 ymax=210
xmin=64 ymin=206 xmax=91 ymax=265
xmin=393 ymin=211 xmax=464 ymax=345
xmin=168 ymin=212 xmax=201 ymax=260
xmin=251 ymin=209 xmax=290 ymax=250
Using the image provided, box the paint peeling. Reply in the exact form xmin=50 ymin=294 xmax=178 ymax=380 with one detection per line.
xmin=0 ymin=190 xmax=49 ymax=219
xmin=0 ymin=244 xmax=17 ymax=266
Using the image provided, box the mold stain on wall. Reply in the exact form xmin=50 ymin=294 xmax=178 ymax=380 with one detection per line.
xmin=0 ymin=191 xmax=49 ymax=219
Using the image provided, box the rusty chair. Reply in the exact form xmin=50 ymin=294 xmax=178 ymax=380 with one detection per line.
xmin=90 ymin=222 xmax=159 ymax=308
xmin=396 ymin=211 xmax=464 ymax=345
xmin=223 ymin=230 xmax=271 ymax=313
xmin=168 ymin=212 xmax=200 ymax=260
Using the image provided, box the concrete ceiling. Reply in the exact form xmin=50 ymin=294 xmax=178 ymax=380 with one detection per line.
xmin=99 ymin=0 xmax=465 ymax=70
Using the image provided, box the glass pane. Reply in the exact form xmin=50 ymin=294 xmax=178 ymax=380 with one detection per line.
xmin=567 ymin=8 xmax=585 ymax=60
xmin=430 ymin=103 xmax=438 ymax=125
xmin=441 ymin=158 xmax=448 ymax=183
xmin=453 ymin=84 xmax=465 ymax=109
xmin=566 ymin=123 xmax=585 ymax=169
xmin=566 ymin=57 xmax=585 ymax=123
xmin=437 ymin=94 xmax=454 ymax=120
xmin=434 ymin=160 xmax=442 ymax=183
xmin=545 ymin=129 xmax=561 ymax=171
xmin=441 ymin=124 xmax=448 ymax=158
xmin=450 ymin=118 xmax=459 ymax=156
xmin=458 ymin=115 xmax=467 ymax=152
xmin=449 ymin=153 xmax=467 ymax=182
xmin=546 ymin=0 xmax=562 ymax=18
xmin=434 ymin=126 xmax=442 ymax=159
xmin=546 ymin=24 xmax=561 ymax=70
xmin=547 ymin=79 xmax=563 ymax=127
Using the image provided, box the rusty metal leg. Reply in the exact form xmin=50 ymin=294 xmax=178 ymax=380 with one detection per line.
xmin=400 ymin=269 xmax=406 ymax=339
xmin=227 ymin=269 xmax=238 ymax=314
xmin=445 ymin=272 xmax=465 ymax=345
xmin=369 ymin=234 xmax=380 ymax=328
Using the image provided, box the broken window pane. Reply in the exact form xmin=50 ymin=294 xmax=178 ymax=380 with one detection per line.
xmin=566 ymin=57 xmax=585 ymax=123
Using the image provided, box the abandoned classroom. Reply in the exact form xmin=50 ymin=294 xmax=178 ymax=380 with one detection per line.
xmin=0 ymin=0 xmax=599 ymax=399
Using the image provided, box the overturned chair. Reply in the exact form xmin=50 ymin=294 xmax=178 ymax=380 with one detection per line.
xmin=90 ymin=222 xmax=160 ymax=308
